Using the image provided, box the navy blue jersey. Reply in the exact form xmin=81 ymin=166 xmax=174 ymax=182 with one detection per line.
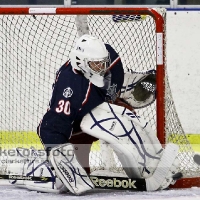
xmin=38 ymin=44 xmax=124 ymax=148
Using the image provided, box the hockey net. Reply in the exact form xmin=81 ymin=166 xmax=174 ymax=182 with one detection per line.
xmin=0 ymin=7 xmax=199 ymax=188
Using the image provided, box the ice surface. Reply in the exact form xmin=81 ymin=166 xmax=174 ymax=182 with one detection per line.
xmin=1 ymin=180 xmax=200 ymax=200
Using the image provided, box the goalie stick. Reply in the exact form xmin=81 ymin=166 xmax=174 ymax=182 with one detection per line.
xmin=0 ymin=173 xmax=182 ymax=191
xmin=0 ymin=174 xmax=146 ymax=191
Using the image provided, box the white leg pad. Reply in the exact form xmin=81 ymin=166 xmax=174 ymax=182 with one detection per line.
xmin=19 ymin=147 xmax=66 ymax=193
xmin=0 ymin=147 xmax=66 ymax=193
xmin=49 ymin=143 xmax=94 ymax=195
xmin=25 ymin=159 xmax=67 ymax=193
xmin=81 ymin=102 xmax=163 ymax=178
xmin=145 ymin=143 xmax=180 ymax=191
xmin=0 ymin=147 xmax=33 ymax=188
xmin=26 ymin=176 xmax=67 ymax=194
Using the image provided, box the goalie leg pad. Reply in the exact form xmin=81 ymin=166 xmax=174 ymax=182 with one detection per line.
xmin=1 ymin=148 xmax=27 ymax=188
xmin=1 ymin=147 xmax=67 ymax=193
xmin=81 ymin=102 xmax=163 ymax=179
xmin=49 ymin=143 xmax=94 ymax=195
xmin=25 ymin=159 xmax=67 ymax=193
xmin=145 ymin=143 xmax=180 ymax=191
xmin=20 ymin=147 xmax=66 ymax=193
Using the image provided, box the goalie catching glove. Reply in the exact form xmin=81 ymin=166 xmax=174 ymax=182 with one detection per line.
xmin=121 ymin=69 xmax=156 ymax=109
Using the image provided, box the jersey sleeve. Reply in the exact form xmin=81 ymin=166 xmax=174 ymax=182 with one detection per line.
xmin=39 ymin=65 xmax=90 ymax=146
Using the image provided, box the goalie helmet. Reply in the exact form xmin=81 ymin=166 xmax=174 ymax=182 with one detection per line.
xmin=70 ymin=34 xmax=110 ymax=87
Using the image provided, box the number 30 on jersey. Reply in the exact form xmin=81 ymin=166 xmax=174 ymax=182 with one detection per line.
xmin=55 ymin=100 xmax=70 ymax=115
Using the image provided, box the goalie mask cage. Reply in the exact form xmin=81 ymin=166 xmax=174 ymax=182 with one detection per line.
xmin=0 ymin=7 xmax=199 ymax=188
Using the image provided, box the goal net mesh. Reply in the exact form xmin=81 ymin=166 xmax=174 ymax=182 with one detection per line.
xmin=0 ymin=8 xmax=199 ymax=184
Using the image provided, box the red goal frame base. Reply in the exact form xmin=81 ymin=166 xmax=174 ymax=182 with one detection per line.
xmin=170 ymin=178 xmax=200 ymax=188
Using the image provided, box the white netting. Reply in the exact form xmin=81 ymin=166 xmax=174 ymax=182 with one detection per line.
xmin=0 ymin=8 xmax=199 ymax=184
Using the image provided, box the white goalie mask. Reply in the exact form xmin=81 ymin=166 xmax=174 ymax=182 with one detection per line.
xmin=70 ymin=34 xmax=110 ymax=87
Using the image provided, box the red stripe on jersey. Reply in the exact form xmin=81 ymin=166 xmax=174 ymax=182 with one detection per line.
xmin=72 ymin=68 xmax=79 ymax=74
xmin=79 ymin=82 xmax=92 ymax=111
xmin=55 ymin=61 xmax=70 ymax=81
xmin=108 ymin=56 xmax=120 ymax=70
xmin=55 ymin=71 xmax=61 ymax=82
xmin=65 ymin=60 xmax=69 ymax=67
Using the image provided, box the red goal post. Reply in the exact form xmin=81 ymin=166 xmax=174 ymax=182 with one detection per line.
xmin=0 ymin=7 xmax=199 ymax=189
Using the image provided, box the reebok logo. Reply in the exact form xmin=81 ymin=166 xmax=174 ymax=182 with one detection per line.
xmin=90 ymin=176 xmax=137 ymax=189
xmin=58 ymin=162 xmax=74 ymax=183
